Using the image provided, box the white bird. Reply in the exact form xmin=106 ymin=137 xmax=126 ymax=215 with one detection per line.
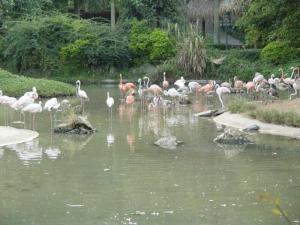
xmin=25 ymin=87 xmax=39 ymax=100
xmin=253 ymin=72 xmax=264 ymax=84
xmin=106 ymin=92 xmax=114 ymax=119
xmin=44 ymin=98 xmax=60 ymax=130
xmin=174 ymin=76 xmax=186 ymax=89
xmin=164 ymin=88 xmax=181 ymax=97
xmin=290 ymin=79 xmax=300 ymax=100
xmin=44 ymin=98 xmax=60 ymax=111
xmin=76 ymin=80 xmax=88 ymax=112
xmin=21 ymin=101 xmax=43 ymax=130
xmin=268 ymin=74 xmax=275 ymax=85
xmin=215 ymin=84 xmax=231 ymax=109
xmin=188 ymin=81 xmax=201 ymax=93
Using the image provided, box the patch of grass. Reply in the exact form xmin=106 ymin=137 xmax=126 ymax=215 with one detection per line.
xmin=0 ymin=68 xmax=74 ymax=97
xmin=227 ymin=97 xmax=257 ymax=113
xmin=249 ymin=109 xmax=300 ymax=128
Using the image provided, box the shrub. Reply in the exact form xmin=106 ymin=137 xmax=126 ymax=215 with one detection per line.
xmin=149 ymin=29 xmax=176 ymax=61
xmin=129 ymin=19 xmax=151 ymax=60
xmin=2 ymin=14 xmax=130 ymax=75
xmin=176 ymin=35 xmax=207 ymax=78
xmin=260 ymin=41 xmax=297 ymax=64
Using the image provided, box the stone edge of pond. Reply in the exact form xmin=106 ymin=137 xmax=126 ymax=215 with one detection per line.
xmin=0 ymin=126 xmax=39 ymax=147
xmin=213 ymin=112 xmax=300 ymax=140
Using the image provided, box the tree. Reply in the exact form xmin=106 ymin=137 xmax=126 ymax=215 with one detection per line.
xmin=236 ymin=0 xmax=300 ymax=48
xmin=120 ymin=0 xmax=181 ymax=27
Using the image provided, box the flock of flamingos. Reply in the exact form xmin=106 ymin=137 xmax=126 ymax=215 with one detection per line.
xmin=0 ymin=66 xmax=299 ymax=130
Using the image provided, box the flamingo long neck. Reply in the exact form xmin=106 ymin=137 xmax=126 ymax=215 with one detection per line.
xmin=163 ymin=74 xmax=166 ymax=82
xmin=146 ymin=77 xmax=150 ymax=88
xmin=119 ymin=74 xmax=123 ymax=84
xmin=279 ymin=68 xmax=284 ymax=77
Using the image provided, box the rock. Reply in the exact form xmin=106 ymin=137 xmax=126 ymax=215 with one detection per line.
xmin=54 ymin=115 xmax=96 ymax=135
xmin=194 ymin=110 xmax=218 ymax=117
xmin=214 ymin=128 xmax=253 ymax=145
xmin=154 ymin=136 xmax=183 ymax=150
xmin=243 ymin=124 xmax=260 ymax=133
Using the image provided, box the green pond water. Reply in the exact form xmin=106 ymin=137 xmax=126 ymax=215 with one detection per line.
xmin=0 ymin=86 xmax=299 ymax=225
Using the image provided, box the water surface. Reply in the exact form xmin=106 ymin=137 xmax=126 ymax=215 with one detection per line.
xmin=0 ymin=86 xmax=299 ymax=225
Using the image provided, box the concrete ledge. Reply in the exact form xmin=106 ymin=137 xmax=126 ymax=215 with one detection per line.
xmin=0 ymin=126 xmax=39 ymax=147
xmin=213 ymin=112 xmax=300 ymax=139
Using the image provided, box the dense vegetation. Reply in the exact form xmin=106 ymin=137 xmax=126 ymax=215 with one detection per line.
xmin=0 ymin=0 xmax=299 ymax=82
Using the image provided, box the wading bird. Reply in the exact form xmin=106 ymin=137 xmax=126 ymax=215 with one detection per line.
xmin=162 ymin=72 xmax=169 ymax=89
xmin=21 ymin=101 xmax=43 ymax=130
xmin=106 ymin=92 xmax=114 ymax=118
xmin=44 ymin=98 xmax=60 ymax=130
xmin=215 ymin=84 xmax=231 ymax=109
xmin=118 ymin=74 xmax=136 ymax=96
xmin=76 ymin=80 xmax=89 ymax=112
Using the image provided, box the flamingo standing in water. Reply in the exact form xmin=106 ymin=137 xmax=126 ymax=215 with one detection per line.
xmin=126 ymin=91 xmax=135 ymax=105
xmin=106 ymin=92 xmax=114 ymax=118
xmin=198 ymin=80 xmax=214 ymax=93
xmin=143 ymin=76 xmax=163 ymax=96
xmin=44 ymin=98 xmax=60 ymax=130
xmin=215 ymin=84 xmax=231 ymax=109
xmin=76 ymin=80 xmax=88 ymax=112
xmin=21 ymin=101 xmax=43 ymax=130
xmin=119 ymin=74 xmax=136 ymax=97
xmin=162 ymin=72 xmax=169 ymax=89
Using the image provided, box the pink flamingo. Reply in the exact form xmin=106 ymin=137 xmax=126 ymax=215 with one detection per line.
xmin=162 ymin=72 xmax=169 ymax=89
xmin=119 ymin=74 xmax=136 ymax=95
xmin=126 ymin=92 xmax=135 ymax=105
xmin=234 ymin=76 xmax=244 ymax=93
xmin=143 ymin=77 xmax=163 ymax=96
xmin=198 ymin=80 xmax=214 ymax=93
xmin=215 ymin=84 xmax=231 ymax=109
xmin=245 ymin=81 xmax=255 ymax=94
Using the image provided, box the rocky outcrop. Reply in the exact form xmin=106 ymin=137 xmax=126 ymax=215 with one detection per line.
xmin=154 ymin=135 xmax=183 ymax=150
xmin=54 ymin=116 xmax=96 ymax=135
xmin=214 ymin=128 xmax=253 ymax=145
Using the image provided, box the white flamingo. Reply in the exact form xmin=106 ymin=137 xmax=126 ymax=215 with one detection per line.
xmin=174 ymin=76 xmax=186 ymax=89
xmin=76 ymin=80 xmax=89 ymax=112
xmin=21 ymin=101 xmax=43 ymax=130
xmin=290 ymin=79 xmax=300 ymax=100
xmin=215 ymin=84 xmax=231 ymax=109
xmin=106 ymin=92 xmax=114 ymax=118
xmin=44 ymin=98 xmax=60 ymax=130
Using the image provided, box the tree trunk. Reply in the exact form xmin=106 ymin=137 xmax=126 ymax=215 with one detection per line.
xmin=202 ymin=19 xmax=206 ymax=38
xmin=74 ymin=0 xmax=80 ymax=16
xmin=213 ymin=0 xmax=220 ymax=44
xmin=111 ymin=0 xmax=116 ymax=29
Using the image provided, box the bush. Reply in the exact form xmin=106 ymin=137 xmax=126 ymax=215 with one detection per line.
xmin=149 ymin=29 xmax=176 ymax=61
xmin=260 ymin=41 xmax=297 ymax=64
xmin=2 ymin=14 xmax=130 ymax=75
xmin=129 ymin=19 xmax=151 ymax=61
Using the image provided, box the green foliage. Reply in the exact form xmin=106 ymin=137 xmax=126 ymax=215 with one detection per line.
xmin=129 ymin=19 xmax=151 ymax=60
xmin=149 ymin=29 xmax=176 ymax=61
xmin=228 ymin=97 xmax=256 ymax=113
xmin=120 ymin=0 xmax=182 ymax=25
xmin=0 ymin=68 xmax=73 ymax=97
xmin=176 ymin=35 xmax=206 ymax=78
xmin=1 ymin=14 xmax=130 ymax=75
xmin=260 ymin=41 xmax=297 ymax=64
xmin=250 ymin=110 xmax=300 ymax=128
xmin=205 ymin=49 xmax=300 ymax=82
xmin=236 ymin=0 xmax=300 ymax=48
xmin=129 ymin=19 xmax=176 ymax=64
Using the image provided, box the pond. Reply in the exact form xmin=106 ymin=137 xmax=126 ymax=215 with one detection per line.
xmin=0 ymin=86 xmax=299 ymax=225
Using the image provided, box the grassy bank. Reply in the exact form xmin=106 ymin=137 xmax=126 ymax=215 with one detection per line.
xmin=0 ymin=69 xmax=74 ymax=97
xmin=228 ymin=97 xmax=300 ymax=128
